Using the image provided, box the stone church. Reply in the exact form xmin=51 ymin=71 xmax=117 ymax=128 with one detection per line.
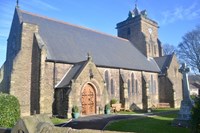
xmin=0 ymin=5 xmax=182 ymax=118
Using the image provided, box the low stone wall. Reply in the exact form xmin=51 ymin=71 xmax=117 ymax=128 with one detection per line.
xmin=11 ymin=114 xmax=130 ymax=133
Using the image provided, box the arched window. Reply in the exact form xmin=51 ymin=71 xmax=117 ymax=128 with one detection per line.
xmin=149 ymin=43 xmax=151 ymax=53
xmin=153 ymin=80 xmax=156 ymax=94
xmin=128 ymin=79 xmax=131 ymax=96
xmin=174 ymin=67 xmax=178 ymax=77
xmin=131 ymin=73 xmax=135 ymax=95
xmin=154 ymin=45 xmax=157 ymax=55
xmin=111 ymin=79 xmax=115 ymax=96
xmin=105 ymin=70 xmax=110 ymax=94
xmin=150 ymin=75 xmax=154 ymax=94
xmin=135 ymin=80 xmax=138 ymax=94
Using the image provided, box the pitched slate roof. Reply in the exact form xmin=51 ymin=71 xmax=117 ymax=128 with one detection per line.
xmin=55 ymin=61 xmax=87 ymax=88
xmin=154 ymin=54 xmax=174 ymax=74
xmin=16 ymin=8 xmax=160 ymax=72
xmin=189 ymin=75 xmax=200 ymax=83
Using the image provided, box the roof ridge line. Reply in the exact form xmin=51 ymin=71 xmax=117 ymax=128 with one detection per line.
xmin=19 ymin=9 xmax=129 ymax=42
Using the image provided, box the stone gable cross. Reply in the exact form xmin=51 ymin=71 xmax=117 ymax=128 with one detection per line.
xmin=173 ymin=63 xmax=193 ymax=127
xmin=179 ymin=63 xmax=190 ymax=74
xmin=16 ymin=0 xmax=19 ymax=7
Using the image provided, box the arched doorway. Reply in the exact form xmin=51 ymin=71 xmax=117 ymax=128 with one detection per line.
xmin=81 ymin=83 xmax=96 ymax=115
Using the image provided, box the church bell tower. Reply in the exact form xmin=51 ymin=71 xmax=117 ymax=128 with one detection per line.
xmin=116 ymin=4 xmax=161 ymax=58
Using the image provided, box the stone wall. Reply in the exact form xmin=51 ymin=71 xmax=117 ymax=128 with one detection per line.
xmin=166 ymin=55 xmax=182 ymax=108
xmin=39 ymin=59 xmax=54 ymax=115
xmin=10 ymin=22 xmax=39 ymax=116
xmin=158 ymin=76 xmax=174 ymax=106
xmin=30 ymin=35 xmax=41 ymax=115
xmin=119 ymin=69 xmax=143 ymax=109
xmin=142 ymin=71 xmax=159 ymax=108
xmin=0 ymin=64 xmax=4 ymax=82
xmin=67 ymin=60 xmax=108 ymax=118
xmin=117 ymin=16 xmax=160 ymax=58
xmin=158 ymin=55 xmax=182 ymax=108
xmin=142 ymin=74 xmax=148 ymax=110
xmin=141 ymin=17 xmax=159 ymax=57
xmin=2 ymin=8 xmax=22 ymax=94
xmin=3 ymin=9 xmax=55 ymax=117
xmin=97 ymin=68 xmax=159 ymax=110
xmin=53 ymin=63 xmax=76 ymax=116
xmin=0 ymin=9 xmax=41 ymax=116
xmin=55 ymin=88 xmax=67 ymax=117
xmin=54 ymin=60 xmax=160 ymax=117
xmin=54 ymin=63 xmax=72 ymax=85
xmin=0 ymin=64 xmax=5 ymax=92
xmin=98 ymin=67 xmax=120 ymax=100
xmin=117 ymin=17 xmax=147 ymax=57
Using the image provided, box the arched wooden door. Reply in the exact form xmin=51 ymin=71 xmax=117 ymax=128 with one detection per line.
xmin=81 ymin=83 xmax=96 ymax=115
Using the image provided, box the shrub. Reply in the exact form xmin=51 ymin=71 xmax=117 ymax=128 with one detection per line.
xmin=105 ymin=104 xmax=111 ymax=110
xmin=191 ymin=97 xmax=200 ymax=133
xmin=190 ymin=94 xmax=197 ymax=100
xmin=72 ymin=105 xmax=79 ymax=113
xmin=110 ymin=99 xmax=117 ymax=105
xmin=0 ymin=93 xmax=20 ymax=127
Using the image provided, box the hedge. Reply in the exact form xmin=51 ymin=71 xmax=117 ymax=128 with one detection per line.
xmin=191 ymin=97 xmax=200 ymax=133
xmin=0 ymin=93 xmax=20 ymax=128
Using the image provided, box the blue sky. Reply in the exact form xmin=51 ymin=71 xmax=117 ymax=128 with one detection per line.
xmin=0 ymin=0 xmax=200 ymax=67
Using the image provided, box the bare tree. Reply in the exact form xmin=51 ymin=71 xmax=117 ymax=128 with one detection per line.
xmin=177 ymin=25 xmax=200 ymax=73
xmin=162 ymin=43 xmax=176 ymax=55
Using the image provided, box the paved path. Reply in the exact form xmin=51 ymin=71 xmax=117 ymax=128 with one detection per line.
xmin=57 ymin=111 xmax=178 ymax=130
xmin=60 ymin=114 xmax=143 ymax=130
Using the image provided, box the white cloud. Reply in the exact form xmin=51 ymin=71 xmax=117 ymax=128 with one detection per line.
xmin=21 ymin=0 xmax=60 ymax=11
xmin=160 ymin=3 xmax=200 ymax=25
xmin=35 ymin=0 xmax=60 ymax=11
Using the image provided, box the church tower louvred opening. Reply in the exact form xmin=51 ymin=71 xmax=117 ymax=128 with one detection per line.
xmin=116 ymin=3 xmax=161 ymax=58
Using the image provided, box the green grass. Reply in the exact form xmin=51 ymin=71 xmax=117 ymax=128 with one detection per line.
xmin=105 ymin=114 xmax=190 ymax=133
xmin=152 ymin=108 xmax=179 ymax=113
xmin=117 ymin=111 xmax=138 ymax=114
xmin=117 ymin=108 xmax=178 ymax=115
xmin=50 ymin=117 xmax=69 ymax=125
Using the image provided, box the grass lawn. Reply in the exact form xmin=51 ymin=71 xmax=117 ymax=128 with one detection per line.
xmin=117 ymin=108 xmax=178 ymax=115
xmin=152 ymin=108 xmax=179 ymax=113
xmin=50 ymin=117 xmax=69 ymax=125
xmin=105 ymin=114 xmax=190 ymax=133
xmin=117 ymin=111 xmax=138 ymax=115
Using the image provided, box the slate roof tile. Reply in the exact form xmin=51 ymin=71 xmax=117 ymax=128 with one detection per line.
xmin=154 ymin=54 xmax=174 ymax=74
xmin=17 ymin=8 xmax=160 ymax=72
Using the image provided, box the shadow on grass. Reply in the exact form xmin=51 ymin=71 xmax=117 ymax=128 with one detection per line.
xmin=105 ymin=114 xmax=190 ymax=133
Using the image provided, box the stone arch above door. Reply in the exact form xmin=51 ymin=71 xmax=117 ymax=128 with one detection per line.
xmin=81 ymin=83 xmax=96 ymax=115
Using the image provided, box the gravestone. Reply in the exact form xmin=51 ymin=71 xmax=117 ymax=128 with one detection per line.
xmin=173 ymin=63 xmax=194 ymax=127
